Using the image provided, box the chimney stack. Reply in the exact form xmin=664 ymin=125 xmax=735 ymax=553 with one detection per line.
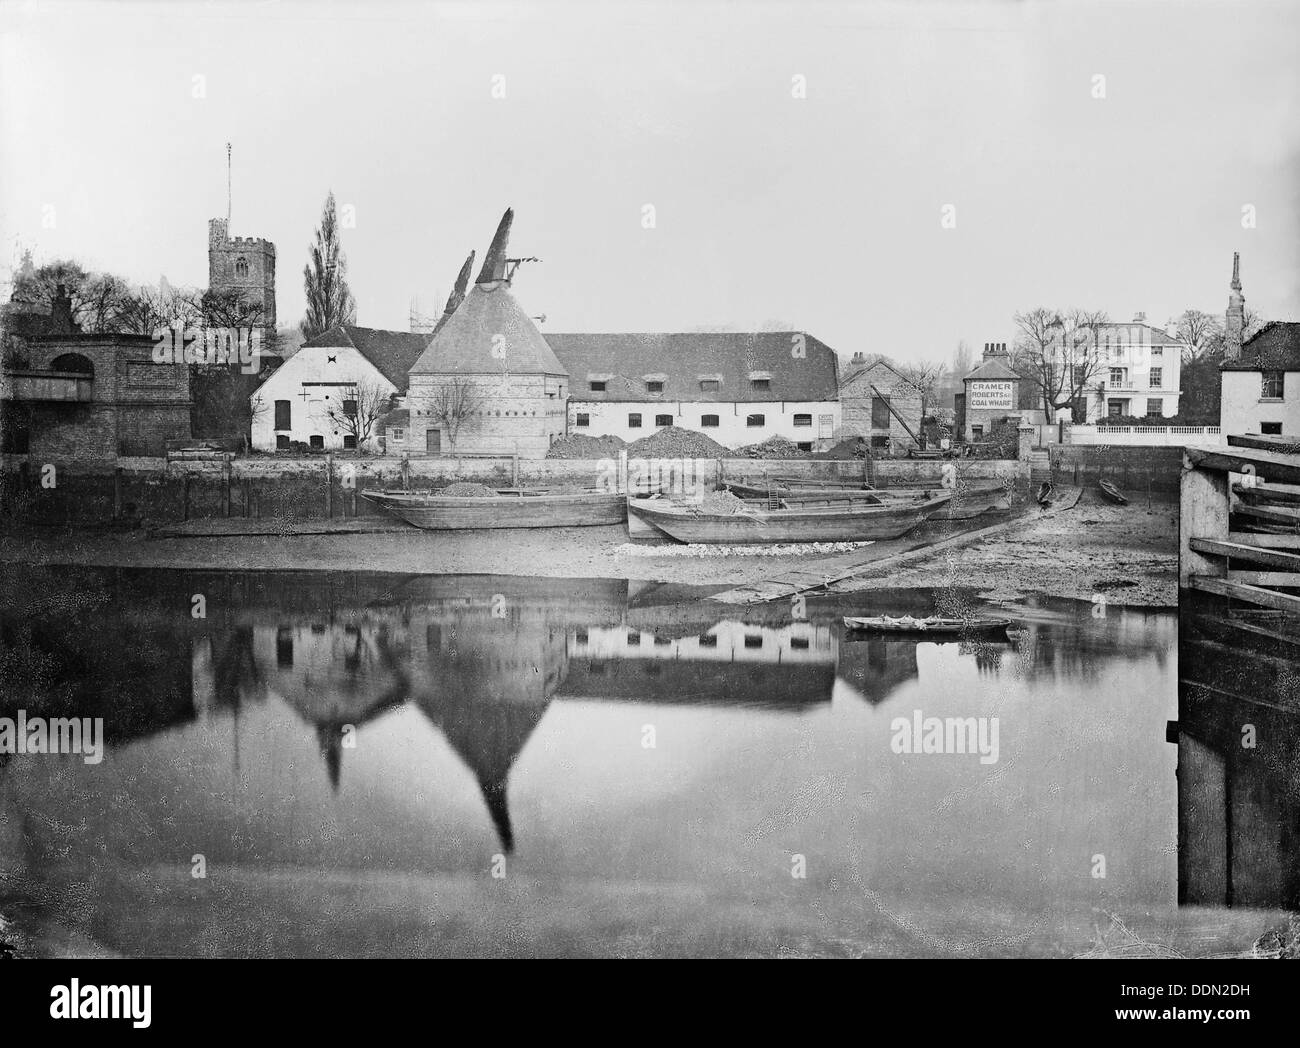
xmin=50 ymin=283 xmax=76 ymax=334
xmin=1225 ymin=251 xmax=1245 ymax=361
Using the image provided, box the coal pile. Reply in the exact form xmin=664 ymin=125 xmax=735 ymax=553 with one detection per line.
xmin=546 ymin=433 xmax=626 ymax=459
xmin=813 ymin=437 xmax=871 ymax=460
xmin=698 ymin=489 xmax=748 ymax=515
xmin=625 ymin=425 xmax=728 ymax=459
xmin=733 ymin=435 xmax=808 ymax=459
xmin=436 ymin=482 xmax=499 ymax=497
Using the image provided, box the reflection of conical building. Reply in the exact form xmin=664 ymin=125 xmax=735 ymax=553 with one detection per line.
xmin=833 ymin=635 xmax=920 ymax=706
xmin=411 ymin=604 xmax=566 ymax=851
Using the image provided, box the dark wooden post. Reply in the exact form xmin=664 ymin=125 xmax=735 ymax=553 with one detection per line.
xmin=221 ymin=457 xmax=232 ymax=517
xmin=325 ymin=453 xmax=334 ymax=519
xmin=182 ymin=473 xmax=190 ymax=521
xmin=113 ymin=467 xmax=122 ymax=520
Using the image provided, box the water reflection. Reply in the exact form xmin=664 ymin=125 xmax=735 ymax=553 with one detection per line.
xmin=1 ymin=564 xmax=1265 ymax=957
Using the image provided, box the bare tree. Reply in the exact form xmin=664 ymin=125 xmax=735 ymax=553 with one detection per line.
xmin=897 ymin=361 xmax=948 ymax=419
xmin=1014 ymin=307 xmax=1110 ymax=420
xmin=424 ymin=377 xmax=485 ymax=453
xmin=11 ymin=259 xmax=133 ymax=332
xmin=326 ymin=381 xmax=392 ymax=452
xmin=117 ymin=282 xmax=204 ymax=336
xmin=1173 ymin=309 xmax=1223 ymax=362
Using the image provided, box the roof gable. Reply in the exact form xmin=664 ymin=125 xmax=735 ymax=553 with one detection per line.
xmin=302 ymin=325 xmax=430 ymax=390
xmin=545 ymin=331 xmax=839 ymax=402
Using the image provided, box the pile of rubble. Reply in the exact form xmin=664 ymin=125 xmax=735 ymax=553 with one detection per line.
xmin=625 ymin=426 xmax=728 ymax=459
xmin=732 ymin=435 xmax=808 ymax=459
xmin=813 ymin=437 xmax=871 ymax=460
xmin=435 ymin=482 xmax=499 ymax=497
xmin=545 ymin=433 xmax=627 ymax=459
xmin=698 ymin=489 xmax=749 ymax=515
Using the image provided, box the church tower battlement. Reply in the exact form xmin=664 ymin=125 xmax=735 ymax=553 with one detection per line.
xmin=207 ymin=217 xmax=277 ymax=330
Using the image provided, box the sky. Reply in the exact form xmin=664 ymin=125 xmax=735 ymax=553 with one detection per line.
xmin=2 ymin=0 xmax=1298 ymax=365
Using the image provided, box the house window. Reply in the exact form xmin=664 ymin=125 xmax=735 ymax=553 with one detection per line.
xmin=575 ymin=413 xmax=590 ymax=427
xmin=699 ymin=379 xmax=720 ymax=393
xmin=793 ymin=413 xmax=812 ymax=427
xmin=700 ymin=414 xmax=720 ymax=428
xmin=1109 ymin=368 xmax=1126 ymax=386
xmin=1262 ymin=371 xmax=1285 ymax=399
xmin=390 ymin=428 xmax=405 ymax=441
xmin=628 ymin=413 xmax=642 ymax=428
xmin=1107 ymin=401 xmax=1126 ymax=418
xmin=589 ymin=380 xmax=606 ymax=392
xmin=746 ymin=414 xmax=765 ymax=427
xmin=646 ymin=380 xmax=664 ymax=394
xmin=343 ymin=398 xmax=357 ymax=417
xmin=1148 ymin=368 xmax=1162 ymax=389
xmin=750 ymin=378 xmax=770 ymax=392
xmin=275 ymin=434 xmax=290 ymax=450
xmin=1261 ymin=422 xmax=1283 ymax=435
xmin=274 ymin=400 xmax=291 ymax=430
xmin=1145 ymin=398 xmax=1162 ymax=417
xmin=1151 ymin=346 xmax=1163 ymax=357
xmin=971 ymin=425 xmax=984 ymax=439
xmin=309 ymin=435 xmax=324 ymax=449
xmin=1072 ymin=366 xmax=1088 ymax=387
xmin=654 ymin=414 xmax=673 ymax=427
xmin=698 ymin=634 xmax=718 ymax=648
xmin=871 ymin=396 xmax=891 ymax=429
xmin=343 ymin=435 xmax=357 ymax=449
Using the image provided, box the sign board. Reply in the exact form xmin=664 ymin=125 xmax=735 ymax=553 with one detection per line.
xmin=968 ymin=380 xmax=1013 ymax=411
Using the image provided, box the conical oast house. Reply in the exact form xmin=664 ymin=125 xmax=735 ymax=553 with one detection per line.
xmin=408 ymin=208 xmax=569 ymax=458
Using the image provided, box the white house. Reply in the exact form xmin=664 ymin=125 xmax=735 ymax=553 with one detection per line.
xmin=248 ymin=325 xmax=428 ymax=451
xmin=1221 ymin=323 xmax=1300 ymax=437
xmin=546 ymin=330 xmax=841 ymax=450
xmin=1075 ymin=315 xmax=1184 ymax=421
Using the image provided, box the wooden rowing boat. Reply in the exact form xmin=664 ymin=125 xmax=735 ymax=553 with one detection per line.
xmin=726 ymin=479 xmax=1010 ymax=520
xmin=842 ymin=614 xmax=1013 ymax=635
xmin=1098 ymin=479 xmax=1128 ymax=505
xmin=626 ymin=491 xmax=953 ymax=544
xmin=362 ymin=488 xmax=626 ymax=529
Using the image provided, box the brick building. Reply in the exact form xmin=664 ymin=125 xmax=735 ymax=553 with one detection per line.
xmin=1 ymin=287 xmax=191 ymax=465
xmin=839 ymin=356 xmax=923 ymax=452
xmin=960 ymin=343 xmax=1021 ymax=441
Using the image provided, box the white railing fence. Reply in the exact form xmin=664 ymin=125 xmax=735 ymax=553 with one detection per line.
xmin=1066 ymin=424 xmax=1224 ymax=447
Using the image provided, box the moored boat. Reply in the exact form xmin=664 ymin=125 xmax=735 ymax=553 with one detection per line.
xmin=1098 ymin=479 xmax=1128 ymax=505
xmin=626 ymin=490 xmax=952 ymax=544
xmin=842 ymin=614 xmax=1012 ymax=635
xmin=362 ymin=487 xmax=626 ymax=530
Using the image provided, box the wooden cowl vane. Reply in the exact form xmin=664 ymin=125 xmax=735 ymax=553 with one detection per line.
xmin=433 ymin=250 xmax=475 ymax=335
xmin=476 ymin=207 xmax=514 ymax=285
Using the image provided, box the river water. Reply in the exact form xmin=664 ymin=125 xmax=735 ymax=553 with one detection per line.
xmin=0 ymin=565 xmax=1288 ymax=956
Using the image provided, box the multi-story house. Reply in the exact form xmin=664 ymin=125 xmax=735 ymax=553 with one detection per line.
xmin=1075 ymin=313 xmax=1184 ymax=421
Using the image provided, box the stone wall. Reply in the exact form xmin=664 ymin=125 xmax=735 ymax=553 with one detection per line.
xmin=406 ymin=372 xmax=566 ymax=458
xmin=1049 ymin=444 xmax=1185 ymax=493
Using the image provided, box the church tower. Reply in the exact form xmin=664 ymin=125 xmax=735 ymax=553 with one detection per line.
xmin=1224 ymin=251 xmax=1245 ymax=361
xmin=207 ymin=144 xmax=276 ymax=330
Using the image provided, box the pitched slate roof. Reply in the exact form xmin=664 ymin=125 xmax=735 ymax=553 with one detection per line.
xmin=300 ymin=325 xmax=431 ymax=391
xmin=963 ymin=356 xmax=1021 ymax=381
xmin=544 ymin=331 xmax=839 ymax=402
xmin=839 ymin=357 xmax=920 ymax=394
xmin=1221 ymin=321 xmax=1300 ymax=372
xmin=410 ymin=284 xmax=566 ymax=376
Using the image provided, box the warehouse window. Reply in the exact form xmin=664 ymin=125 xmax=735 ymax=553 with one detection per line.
xmin=343 ymin=435 xmax=357 ymax=449
xmin=274 ymin=400 xmax=291 ymax=430
xmin=871 ymin=396 xmax=890 ymax=429
xmin=309 ymin=435 xmax=324 ymax=449
xmin=1261 ymin=422 xmax=1283 ymax=435
xmin=746 ymin=414 xmax=765 ymax=427
xmin=698 ymin=634 xmax=718 ymax=648
xmin=701 ymin=414 xmax=719 ymax=427
xmin=575 ymin=413 xmax=590 ymax=427
xmin=275 ymin=434 xmax=290 ymax=450
xmin=699 ymin=379 xmax=720 ymax=393
xmin=628 ymin=413 xmax=642 ymax=428
xmin=793 ymin=413 xmax=812 ymax=427
xmin=750 ymin=378 xmax=770 ymax=392
xmin=343 ymin=398 xmax=357 ymax=417
xmin=647 ymin=380 xmax=664 ymax=394
xmin=796 ymin=442 xmax=813 ymax=452
xmin=654 ymin=414 xmax=673 ymax=427
xmin=590 ymin=380 xmax=606 ymax=392
xmin=1262 ymin=371 xmax=1284 ymax=399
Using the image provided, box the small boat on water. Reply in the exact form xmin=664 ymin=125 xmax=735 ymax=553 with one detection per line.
xmin=842 ymin=614 xmax=1013 ymax=635
xmin=1098 ymin=479 xmax=1128 ymax=505
xmin=1036 ymin=481 xmax=1054 ymax=507
xmin=627 ymin=490 xmax=953 ymax=544
xmin=726 ymin=479 xmax=1010 ymax=520
xmin=726 ymin=478 xmax=870 ymax=499
xmin=362 ymin=487 xmax=626 ymax=530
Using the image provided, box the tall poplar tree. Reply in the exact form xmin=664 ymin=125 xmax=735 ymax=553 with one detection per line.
xmin=300 ymin=191 xmax=356 ymax=338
